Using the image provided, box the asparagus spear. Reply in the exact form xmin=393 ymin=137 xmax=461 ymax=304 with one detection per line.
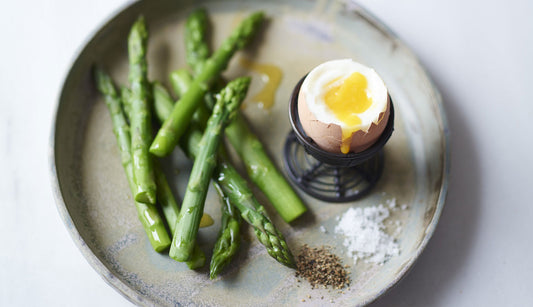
xmin=128 ymin=16 xmax=157 ymax=204
xmin=210 ymin=183 xmax=242 ymax=279
xmin=169 ymin=69 xmax=212 ymax=127
xmin=170 ymin=71 xmax=307 ymax=223
xmin=224 ymin=116 xmax=307 ymax=222
xmin=169 ymin=68 xmax=193 ymax=97
xmin=120 ymin=86 xmax=132 ymax=121
xmin=183 ymin=8 xmax=226 ymax=109
xmin=151 ymin=86 xmax=208 ymax=269
xmin=123 ymin=83 xmax=181 ymax=233
xmin=153 ymin=160 xmax=180 ymax=234
xmin=187 ymin=245 xmax=207 ymax=270
xmin=216 ymin=159 xmax=296 ymax=267
xmin=185 ymin=8 xmax=210 ymax=75
xmin=94 ymin=67 xmax=171 ymax=252
xmin=155 ymin=81 xmax=296 ymax=268
xmin=152 ymin=82 xmax=174 ymax=126
xmin=149 ymin=12 xmax=264 ymax=157
xmin=169 ymin=77 xmax=251 ymax=262
xmin=154 ymin=153 xmax=210 ymax=269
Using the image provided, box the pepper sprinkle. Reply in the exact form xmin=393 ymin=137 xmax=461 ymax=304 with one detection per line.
xmin=295 ymin=244 xmax=350 ymax=289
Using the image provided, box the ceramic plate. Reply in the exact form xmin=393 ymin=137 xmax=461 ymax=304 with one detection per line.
xmin=51 ymin=0 xmax=449 ymax=305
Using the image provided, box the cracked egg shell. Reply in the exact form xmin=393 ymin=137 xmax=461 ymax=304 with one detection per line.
xmin=297 ymin=59 xmax=390 ymax=154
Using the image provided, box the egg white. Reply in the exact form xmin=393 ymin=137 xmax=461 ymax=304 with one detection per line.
xmin=301 ymin=59 xmax=388 ymax=132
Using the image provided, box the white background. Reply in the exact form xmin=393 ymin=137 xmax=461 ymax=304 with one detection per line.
xmin=1 ymin=0 xmax=532 ymax=306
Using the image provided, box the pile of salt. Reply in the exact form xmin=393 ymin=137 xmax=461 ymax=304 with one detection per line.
xmin=334 ymin=204 xmax=400 ymax=265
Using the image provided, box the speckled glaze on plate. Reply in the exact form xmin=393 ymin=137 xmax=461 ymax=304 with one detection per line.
xmin=50 ymin=0 xmax=449 ymax=306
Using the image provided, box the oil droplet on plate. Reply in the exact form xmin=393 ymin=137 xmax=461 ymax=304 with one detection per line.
xmin=240 ymin=58 xmax=282 ymax=110
xmin=199 ymin=213 xmax=214 ymax=227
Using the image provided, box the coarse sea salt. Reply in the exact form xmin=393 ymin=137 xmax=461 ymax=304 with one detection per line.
xmin=335 ymin=204 xmax=400 ymax=265
xmin=386 ymin=197 xmax=397 ymax=209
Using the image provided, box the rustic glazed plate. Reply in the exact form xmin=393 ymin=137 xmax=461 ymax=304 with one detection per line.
xmin=51 ymin=0 xmax=449 ymax=306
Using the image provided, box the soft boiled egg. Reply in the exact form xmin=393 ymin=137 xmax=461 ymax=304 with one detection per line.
xmin=298 ymin=59 xmax=390 ymax=154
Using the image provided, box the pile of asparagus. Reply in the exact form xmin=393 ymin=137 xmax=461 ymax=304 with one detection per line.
xmin=94 ymin=9 xmax=307 ymax=278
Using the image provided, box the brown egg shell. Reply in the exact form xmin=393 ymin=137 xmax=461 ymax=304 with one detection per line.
xmin=298 ymin=90 xmax=391 ymax=154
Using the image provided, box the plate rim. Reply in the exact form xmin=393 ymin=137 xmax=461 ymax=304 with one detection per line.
xmin=49 ymin=1 xmax=450 ymax=306
xmin=49 ymin=0 xmax=147 ymax=305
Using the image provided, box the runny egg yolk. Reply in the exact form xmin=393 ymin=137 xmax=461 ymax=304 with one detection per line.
xmin=324 ymin=72 xmax=373 ymax=153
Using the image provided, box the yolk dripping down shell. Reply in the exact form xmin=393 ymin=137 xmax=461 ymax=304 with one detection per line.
xmin=324 ymin=72 xmax=373 ymax=153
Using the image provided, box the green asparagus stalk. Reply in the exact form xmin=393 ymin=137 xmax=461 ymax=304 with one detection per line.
xmin=120 ymin=86 xmax=132 ymax=121
xmin=170 ymin=71 xmax=307 ymax=223
xmin=225 ymin=116 xmax=307 ymax=222
xmin=185 ymin=8 xmax=210 ymax=75
xmin=169 ymin=69 xmax=211 ymax=127
xmin=149 ymin=12 xmax=264 ymax=157
xmin=169 ymin=77 xmax=251 ymax=262
xmin=152 ymin=82 xmax=174 ymax=126
xmin=210 ymin=183 xmax=242 ymax=279
xmin=153 ymin=160 xmax=180 ymax=234
xmin=128 ymin=16 xmax=157 ymax=204
xmin=151 ymin=83 xmax=208 ymax=268
xmin=151 ymin=83 xmax=214 ymax=227
xmin=94 ymin=67 xmax=171 ymax=252
xmin=153 ymin=162 xmax=206 ymax=269
xmin=216 ymin=160 xmax=296 ymax=267
xmin=169 ymin=68 xmax=193 ymax=97
xmin=187 ymin=245 xmax=207 ymax=269
xmin=183 ymin=8 xmax=225 ymax=110
xmin=155 ymin=81 xmax=296 ymax=268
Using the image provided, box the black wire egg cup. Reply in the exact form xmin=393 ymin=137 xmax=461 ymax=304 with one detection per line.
xmin=283 ymin=76 xmax=395 ymax=203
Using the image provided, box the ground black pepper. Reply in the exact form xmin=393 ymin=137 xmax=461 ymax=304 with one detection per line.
xmin=295 ymin=244 xmax=350 ymax=289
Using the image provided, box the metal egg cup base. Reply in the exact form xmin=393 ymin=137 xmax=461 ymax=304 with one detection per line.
xmin=283 ymin=132 xmax=384 ymax=202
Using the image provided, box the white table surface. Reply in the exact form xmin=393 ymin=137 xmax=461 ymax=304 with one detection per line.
xmin=1 ymin=0 xmax=532 ymax=306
